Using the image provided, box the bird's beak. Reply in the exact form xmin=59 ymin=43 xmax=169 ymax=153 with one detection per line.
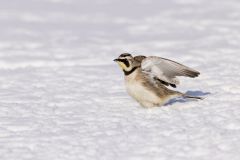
xmin=113 ymin=58 xmax=119 ymax=62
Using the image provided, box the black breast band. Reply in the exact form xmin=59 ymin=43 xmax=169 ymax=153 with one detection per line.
xmin=123 ymin=67 xmax=138 ymax=76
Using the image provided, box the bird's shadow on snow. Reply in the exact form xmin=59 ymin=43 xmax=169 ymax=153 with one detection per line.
xmin=185 ymin=90 xmax=211 ymax=97
xmin=165 ymin=90 xmax=211 ymax=106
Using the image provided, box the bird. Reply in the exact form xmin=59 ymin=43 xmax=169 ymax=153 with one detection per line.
xmin=114 ymin=53 xmax=202 ymax=108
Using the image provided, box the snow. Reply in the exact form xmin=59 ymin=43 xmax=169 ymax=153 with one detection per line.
xmin=0 ymin=0 xmax=240 ymax=159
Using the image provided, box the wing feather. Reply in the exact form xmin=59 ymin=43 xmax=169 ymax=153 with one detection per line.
xmin=141 ymin=56 xmax=200 ymax=85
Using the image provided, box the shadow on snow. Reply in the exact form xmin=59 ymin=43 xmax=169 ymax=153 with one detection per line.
xmin=165 ymin=90 xmax=211 ymax=106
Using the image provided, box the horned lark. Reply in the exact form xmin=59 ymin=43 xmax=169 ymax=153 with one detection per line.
xmin=114 ymin=53 xmax=202 ymax=108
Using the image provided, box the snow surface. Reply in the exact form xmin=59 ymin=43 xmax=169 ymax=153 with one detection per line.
xmin=0 ymin=0 xmax=240 ymax=159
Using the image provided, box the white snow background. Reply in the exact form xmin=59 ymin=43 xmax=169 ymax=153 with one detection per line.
xmin=0 ymin=0 xmax=240 ymax=160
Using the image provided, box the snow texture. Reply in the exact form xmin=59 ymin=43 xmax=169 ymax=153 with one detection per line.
xmin=0 ymin=0 xmax=240 ymax=160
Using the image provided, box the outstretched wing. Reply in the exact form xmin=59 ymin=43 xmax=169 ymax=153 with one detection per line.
xmin=141 ymin=56 xmax=200 ymax=85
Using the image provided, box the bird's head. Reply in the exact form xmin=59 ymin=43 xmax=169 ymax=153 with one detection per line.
xmin=114 ymin=53 xmax=135 ymax=72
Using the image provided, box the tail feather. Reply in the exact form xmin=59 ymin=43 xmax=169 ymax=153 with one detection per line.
xmin=183 ymin=94 xmax=204 ymax=100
